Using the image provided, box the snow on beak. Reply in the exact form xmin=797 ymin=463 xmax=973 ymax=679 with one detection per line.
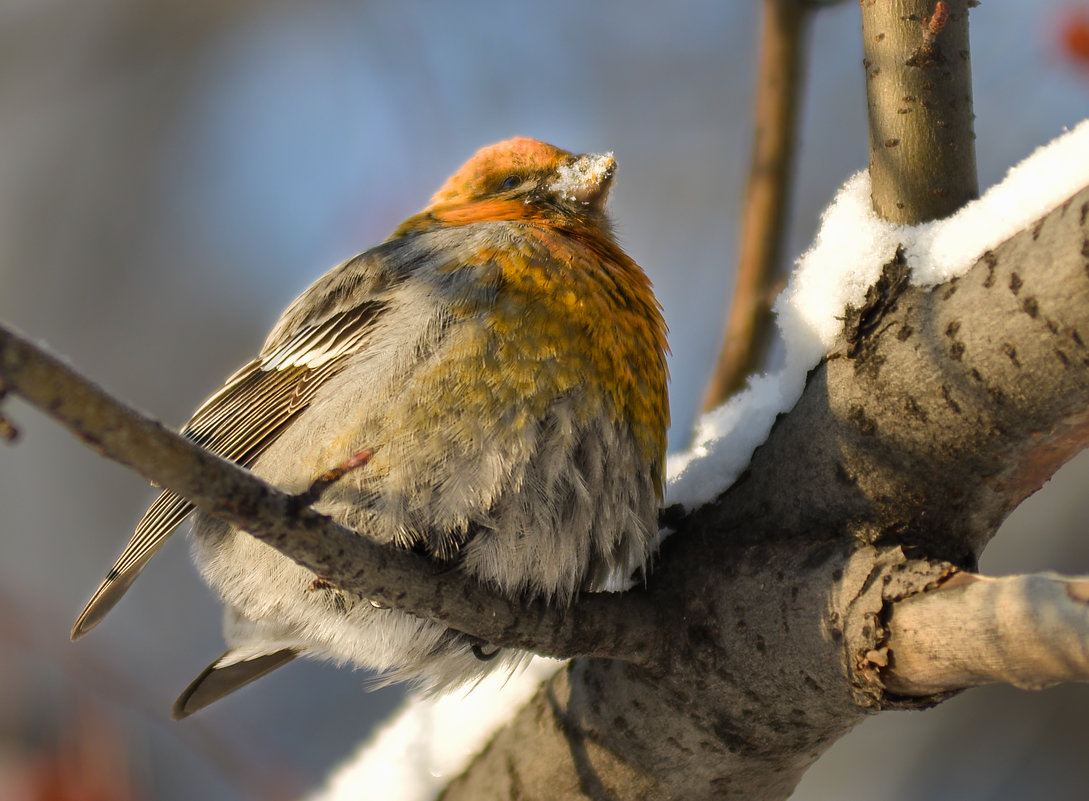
xmin=549 ymin=152 xmax=616 ymax=212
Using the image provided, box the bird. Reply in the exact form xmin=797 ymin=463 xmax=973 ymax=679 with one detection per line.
xmin=70 ymin=137 xmax=669 ymax=718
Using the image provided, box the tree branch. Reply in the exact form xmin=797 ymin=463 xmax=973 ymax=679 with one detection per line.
xmin=703 ymin=0 xmax=811 ymax=409
xmin=0 ymin=324 xmax=664 ymax=665
xmin=861 ymin=0 xmax=979 ymax=223
xmin=698 ymin=182 xmax=1089 ymax=565
xmin=882 ymin=571 xmax=1089 ymax=695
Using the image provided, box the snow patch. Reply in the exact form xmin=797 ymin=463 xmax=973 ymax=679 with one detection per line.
xmin=667 ymin=118 xmax=1089 ymax=510
xmin=308 ymin=658 xmax=564 ymax=801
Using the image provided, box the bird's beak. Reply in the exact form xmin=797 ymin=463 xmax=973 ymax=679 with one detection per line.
xmin=549 ymin=152 xmax=616 ymax=213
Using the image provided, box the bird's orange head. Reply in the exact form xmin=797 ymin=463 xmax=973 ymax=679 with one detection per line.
xmin=392 ymin=138 xmax=618 ymax=236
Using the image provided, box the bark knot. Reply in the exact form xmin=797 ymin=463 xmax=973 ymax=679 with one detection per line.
xmin=844 ymin=247 xmax=910 ymax=369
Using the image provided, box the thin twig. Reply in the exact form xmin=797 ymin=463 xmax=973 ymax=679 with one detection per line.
xmin=292 ymin=448 xmax=372 ymax=508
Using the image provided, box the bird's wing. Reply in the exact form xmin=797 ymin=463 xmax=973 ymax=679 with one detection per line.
xmin=173 ymin=647 xmax=300 ymax=719
xmin=71 ymin=260 xmax=391 ymax=638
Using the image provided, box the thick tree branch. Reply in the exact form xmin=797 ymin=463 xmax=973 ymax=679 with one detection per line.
xmin=883 ymin=571 xmax=1089 ymax=695
xmin=444 ymin=181 xmax=1089 ymax=799
xmin=0 ymin=325 xmax=664 ymax=665
xmin=696 ymin=184 xmax=1089 ymax=565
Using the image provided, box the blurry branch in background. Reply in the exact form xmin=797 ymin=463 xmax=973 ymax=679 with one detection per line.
xmin=702 ymin=0 xmax=813 ymax=411
xmin=0 ymin=324 xmax=664 ymax=667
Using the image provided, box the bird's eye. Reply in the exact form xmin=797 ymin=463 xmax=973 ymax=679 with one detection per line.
xmin=498 ymin=174 xmax=521 ymax=191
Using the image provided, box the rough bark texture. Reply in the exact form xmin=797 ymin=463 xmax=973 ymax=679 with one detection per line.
xmin=861 ymin=0 xmax=979 ymax=223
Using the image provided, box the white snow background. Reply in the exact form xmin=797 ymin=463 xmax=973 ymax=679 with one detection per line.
xmin=310 ymin=117 xmax=1089 ymax=801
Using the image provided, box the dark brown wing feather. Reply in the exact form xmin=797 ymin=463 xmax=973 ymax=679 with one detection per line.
xmin=172 ymin=648 xmax=300 ymax=719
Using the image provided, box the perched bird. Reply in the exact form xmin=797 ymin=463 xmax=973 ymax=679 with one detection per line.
xmin=71 ymin=137 xmax=669 ymax=718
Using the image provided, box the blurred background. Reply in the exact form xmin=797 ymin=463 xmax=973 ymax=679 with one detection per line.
xmin=0 ymin=1 xmax=1088 ymax=799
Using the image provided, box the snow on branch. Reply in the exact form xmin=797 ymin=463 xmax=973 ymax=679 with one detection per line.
xmin=668 ymin=119 xmax=1089 ymax=511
